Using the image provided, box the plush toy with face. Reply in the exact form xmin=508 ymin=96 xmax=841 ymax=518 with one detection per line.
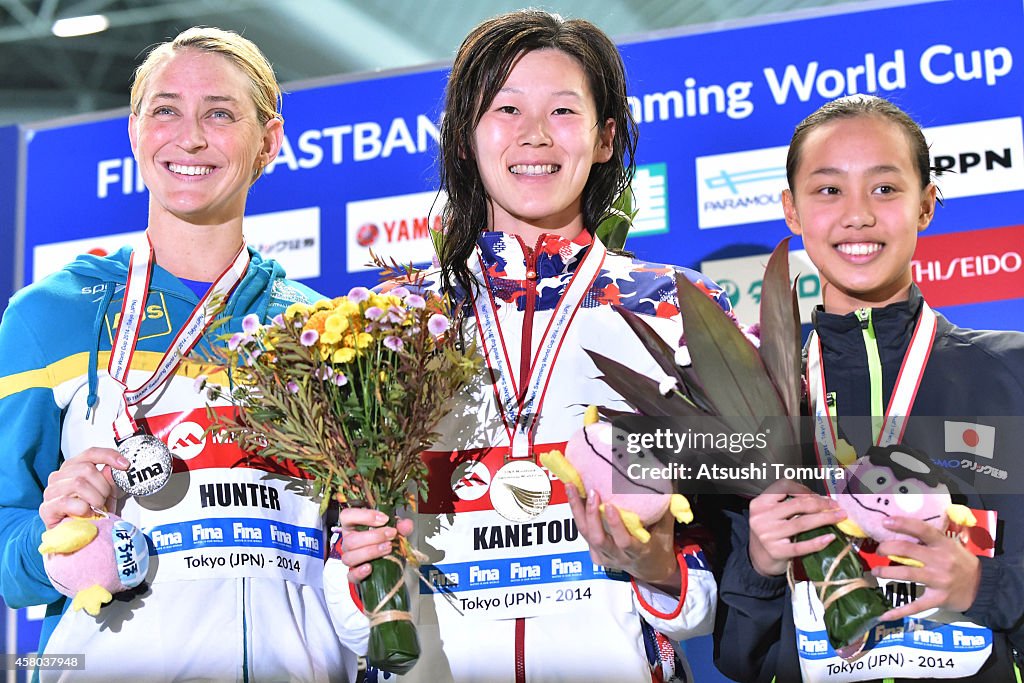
xmin=540 ymin=407 xmax=692 ymax=543
xmin=39 ymin=511 xmax=149 ymax=616
xmin=834 ymin=443 xmax=976 ymax=564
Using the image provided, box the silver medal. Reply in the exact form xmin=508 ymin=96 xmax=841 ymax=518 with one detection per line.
xmin=113 ymin=434 xmax=173 ymax=496
xmin=490 ymin=460 xmax=552 ymax=522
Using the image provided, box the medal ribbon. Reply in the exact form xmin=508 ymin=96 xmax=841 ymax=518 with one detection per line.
xmin=109 ymin=235 xmax=250 ymax=441
xmin=807 ymin=302 xmax=938 ymax=494
xmin=473 ymin=237 xmax=607 ymax=461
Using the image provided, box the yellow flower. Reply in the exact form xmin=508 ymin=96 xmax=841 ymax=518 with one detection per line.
xmin=355 ymin=332 xmax=374 ymax=349
xmin=285 ymin=302 xmax=311 ymax=320
xmin=312 ymin=299 xmax=333 ymax=312
xmin=369 ymin=293 xmax=400 ymax=310
xmin=305 ymin=311 xmax=329 ymax=335
xmin=333 ymin=347 xmax=356 ymax=363
xmin=325 ymin=313 xmax=350 ymax=335
xmin=332 ymin=298 xmax=360 ymax=318
xmin=321 ymin=330 xmax=342 ymax=346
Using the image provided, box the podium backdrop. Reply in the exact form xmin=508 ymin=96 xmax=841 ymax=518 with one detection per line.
xmin=5 ymin=0 xmax=1024 ymax=678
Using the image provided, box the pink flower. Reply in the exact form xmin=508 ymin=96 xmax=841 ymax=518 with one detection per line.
xmin=333 ymin=373 xmax=349 ymax=387
xmin=242 ymin=314 xmax=261 ymax=335
xmin=384 ymin=335 xmax=403 ymax=352
xmin=365 ymin=306 xmax=385 ymax=321
xmin=287 ymin=381 xmax=300 ymax=394
xmin=271 ymin=314 xmax=285 ymax=327
xmin=428 ymin=313 xmax=450 ymax=336
xmin=347 ymin=287 xmax=370 ymax=303
xmin=390 ymin=286 xmax=410 ymax=299
xmin=387 ymin=305 xmax=406 ymax=323
xmin=300 ymin=330 xmax=319 ymax=346
xmin=193 ymin=375 xmax=208 ymax=393
xmin=405 ymin=294 xmax=426 ymax=309
xmin=228 ymin=333 xmax=246 ymax=351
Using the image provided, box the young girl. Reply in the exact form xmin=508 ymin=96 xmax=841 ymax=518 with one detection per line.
xmin=715 ymin=96 xmax=1024 ymax=682
xmin=339 ymin=9 xmax=728 ymax=682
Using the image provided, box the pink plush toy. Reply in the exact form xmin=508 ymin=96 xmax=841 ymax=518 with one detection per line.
xmin=39 ymin=511 xmax=149 ymax=616
xmin=540 ymin=406 xmax=692 ymax=543
xmin=834 ymin=443 xmax=975 ymax=564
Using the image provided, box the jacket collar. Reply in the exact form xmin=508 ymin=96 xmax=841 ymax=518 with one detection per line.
xmin=812 ymin=284 xmax=924 ymax=351
xmin=476 ymin=230 xmax=594 ymax=281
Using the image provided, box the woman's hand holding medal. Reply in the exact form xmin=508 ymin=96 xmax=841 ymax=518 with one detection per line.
xmin=39 ymin=447 xmax=129 ymax=529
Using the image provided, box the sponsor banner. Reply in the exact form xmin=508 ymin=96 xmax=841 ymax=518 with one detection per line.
xmin=30 ymin=208 xmax=321 ymax=283
xmin=929 ymin=117 xmax=1024 ymax=199
xmin=345 ymin=190 xmax=442 ymax=273
xmin=694 ymin=145 xmax=787 ymax=229
xmin=631 ymin=163 xmax=669 ymax=236
xmin=242 ymin=207 xmax=322 ymax=280
xmin=33 ymin=230 xmax=144 ymax=283
xmin=694 ymin=117 xmax=1024 ymax=231
xmin=700 ymin=248 xmax=821 ymax=324
xmin=911 ymin=224 xmax=1024 ymax=307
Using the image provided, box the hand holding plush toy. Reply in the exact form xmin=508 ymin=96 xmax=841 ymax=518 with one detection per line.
xmin=39 ymin=511 xmax=149 ymax=616
xmin=541 ymin=406 xmax=692 ymax=543
xmin=833 ymin=443 xmax=976 ymax=565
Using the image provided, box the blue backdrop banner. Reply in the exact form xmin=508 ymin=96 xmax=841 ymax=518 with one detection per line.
xmin=18 ymin=0 xmax=1024 ymax=334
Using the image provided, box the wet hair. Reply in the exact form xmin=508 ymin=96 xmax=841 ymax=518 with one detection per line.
xmin=785 ymin=95 xmax=932 ymax=191
xmin=438 ymin=9 xmax=639 ymax=298
xmin=129 ymin=27 xmax=282 ymax=181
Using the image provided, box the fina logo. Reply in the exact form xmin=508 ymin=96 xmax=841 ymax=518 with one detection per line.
xmin=695 ymin=144 xmax=789 ymax=229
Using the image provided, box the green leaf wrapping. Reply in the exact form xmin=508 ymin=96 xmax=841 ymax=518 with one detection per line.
xmin=795 ymin=525 xmax=889 ymax=657
xmin=360 ymin=553 xmax=420 ymax=674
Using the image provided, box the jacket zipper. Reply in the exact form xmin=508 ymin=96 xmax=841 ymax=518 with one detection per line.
xmin=517 ymin=236 xmax=539 ymax=396
xmin=855 ymin=309 xmax=896 ymax=683
xmin=855 ymin=308 xmax=885 ymax=443
xmin=513 ymin=236 xmax=540 ymax=683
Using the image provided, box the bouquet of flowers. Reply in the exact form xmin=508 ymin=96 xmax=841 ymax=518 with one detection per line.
xmin=210 ymin=283 xmax=479 ymax=674
xmin=589 ymin=239 xmax=888 ymax=657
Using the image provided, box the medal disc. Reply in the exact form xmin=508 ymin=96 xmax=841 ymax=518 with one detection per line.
xmin=490 ymin=460 xmax=552 ymax=522
xmin=113 ymin=434 xmax=173 ymax=496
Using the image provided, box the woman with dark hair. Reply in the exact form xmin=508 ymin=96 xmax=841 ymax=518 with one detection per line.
xmin=715 ymin=95 xmax=1024 ymax=682
xmin=339 ymin=9 xmax=729 ymax=682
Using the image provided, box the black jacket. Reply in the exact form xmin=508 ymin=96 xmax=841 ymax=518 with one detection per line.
xmin=715 ymin=286 xmax=1024 ymax=683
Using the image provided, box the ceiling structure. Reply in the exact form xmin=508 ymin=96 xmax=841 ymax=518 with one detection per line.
xmin=0 ymin=0 xmax=924 ymax=127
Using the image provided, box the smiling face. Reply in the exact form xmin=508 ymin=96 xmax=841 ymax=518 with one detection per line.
xmin=782 ymin=115 xmax=936 ymax=314
xmin=128 ymin=48 xmax=282 ymax=230
xmin=472 ymin=48 xmax=615 ymax=241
